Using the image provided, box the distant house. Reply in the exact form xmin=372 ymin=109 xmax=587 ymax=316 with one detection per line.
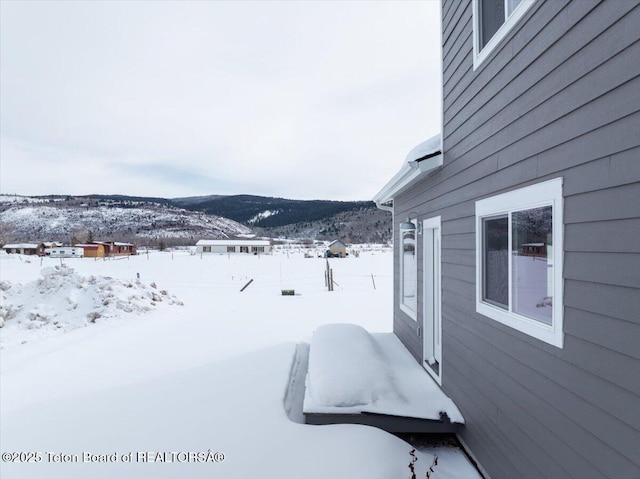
xmin=93 ymin=241 xmax=136 ymax=256
xmin=327 ymin=240 xmax=347 ymax=258
xmin=73 ymin=243 xmax=106 ymax=258
xmin=43 ymin=241 xmax=62 ymax=249
xmin=373 ymin=2 xmax=639 ymax=479
xmin=196 ymin=239 xmax=273 ymax=255
xmin=2 ymin=243 xmax=44 ymax=255
xmin=48 ymin=247 xmax=84 ymax=258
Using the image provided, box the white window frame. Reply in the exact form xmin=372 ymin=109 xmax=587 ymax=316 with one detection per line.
xmin=475 ymin=178 xmax=564 ymax=348
xmin=399 ymin=219 xmax=418 ymax=321
xmin=472 ymin=0 xmax=536 ymax=70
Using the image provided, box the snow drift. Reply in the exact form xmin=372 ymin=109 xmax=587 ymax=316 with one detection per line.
xmin=0 ymin=264 xmax=182 ymax=348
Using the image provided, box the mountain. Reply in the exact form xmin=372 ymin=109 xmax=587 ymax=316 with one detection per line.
xmin=0 ymin=195 xmax=251 ymax=247
xmin=0 ymin=194 xmax=391 ymax=245
xmin=175 ymin=194 xmax=377 ymax=228
xmin=170 ymin=194 xmax=225 ymax=206
xmin=254 ymin=206 xmax=392 ymax=244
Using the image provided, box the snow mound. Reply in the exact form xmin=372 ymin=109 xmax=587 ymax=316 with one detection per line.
xmin=304 ymin=323 xmax=397 ymax=407
xmin=0 ymin=264 xmax=182 ymax=348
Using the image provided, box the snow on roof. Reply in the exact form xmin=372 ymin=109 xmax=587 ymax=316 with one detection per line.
xmin=328 ymin=240 xmax=345 ymax=247
xmin=373 ymin=133 xmax=443 ymax=205
xmin=303 ymin=324 xmax=464 ymax=423
xmin=196 ymin=239 xmax=271 ymax=246
xmin=2 ymin=243 xmax=41 ymax=249
xmin=90 ymin=241 xmax=133 ymax=246
xmin=405 ymin=133 xmax=442 ymax=163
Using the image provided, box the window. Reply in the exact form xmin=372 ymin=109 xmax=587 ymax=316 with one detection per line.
xmin=227 ymin=246 xmax=236 ymax=253
xmin=475 ymin=178 xmax=564 ymax=347
xmin=203 ymin=246 xmax=211 ymax=253
xmin=400 ymin=220 xmax=418 ymax=320
xmin=252 ymin=246 xmax=265 ymax=253
xmin=240 ymin=246 xmax=249 ymax=253
xmin=473 ymin=0 xmax=535 ymax=69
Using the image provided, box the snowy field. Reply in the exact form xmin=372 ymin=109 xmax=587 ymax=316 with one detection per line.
xmin=0 ymin=247 xmax=480 ymax=479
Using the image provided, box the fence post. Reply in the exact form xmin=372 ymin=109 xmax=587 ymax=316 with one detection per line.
xmin=326 ymin=260 xmax=331 ymax=291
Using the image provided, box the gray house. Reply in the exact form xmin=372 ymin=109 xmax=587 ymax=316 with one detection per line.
xmin=374 ymin=1 xmax=639 ymax=478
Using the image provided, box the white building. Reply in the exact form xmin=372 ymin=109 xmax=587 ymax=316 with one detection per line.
xmin=2 ymin=243 xmax=44 ymax=255
xmin=47 ymin=247 xmax=84 ymax=258
xmin=196 ymin=239 xmax=272 ymax=255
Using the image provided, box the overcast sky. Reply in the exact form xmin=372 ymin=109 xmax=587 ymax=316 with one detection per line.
xmin=1 ymin=0 xmax=441 ymax=201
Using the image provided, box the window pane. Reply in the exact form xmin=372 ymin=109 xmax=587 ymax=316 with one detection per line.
xmin=483 ymin=216 xmax=508 ymax=308
xmin=506 ymin=0 xmax=523 ymax=15
xmin=511 ymin=206 xmax=553 ymax=325
xmin=480 ymin=0 xmax=505 ymax=48
xmin=402 ymin=229 xmax=417 ymax=313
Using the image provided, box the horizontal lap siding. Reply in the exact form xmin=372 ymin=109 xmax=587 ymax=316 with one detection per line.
xmin=391 ymin=1 xmax=640 ymax=478
xmin=446 ymin=315 xmax=639 ymax=478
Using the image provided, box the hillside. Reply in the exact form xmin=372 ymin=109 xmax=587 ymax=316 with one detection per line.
xmin=0 ymin=194 xmax=391 ymax=245
xmin=0 ymin=195 xmax=251 ymax=246
xmin=255 ymin=206 xmax=391 ymax=244
xmin=176 ymin=194 xmax=376 ymax=228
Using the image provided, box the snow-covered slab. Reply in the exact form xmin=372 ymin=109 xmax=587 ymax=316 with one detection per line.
xmin=303 ymin=324 xmax=464 ymax=424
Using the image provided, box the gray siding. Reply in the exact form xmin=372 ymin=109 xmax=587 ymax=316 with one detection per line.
xmin=392 ymin=1 xmax=640 ymax=478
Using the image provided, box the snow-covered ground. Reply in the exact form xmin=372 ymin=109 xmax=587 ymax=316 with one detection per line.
xmin=0 ymin=248 xmax=480 ymax=479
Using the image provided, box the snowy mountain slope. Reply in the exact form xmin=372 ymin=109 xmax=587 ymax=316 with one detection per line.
xmin=255 ymin=206 xmax=392 ymax=243
xmin=0 ymin=201 xmax=252 ymax=243
xmin=247 ymin=209 xmax=281 ymax=225
xmin=179 ymin=194 xmax=376 ymax=228
xmin=0 ymin=195 xmax=51 ymax=204
xmin=0 ymin=193 xmax=391 ymax=244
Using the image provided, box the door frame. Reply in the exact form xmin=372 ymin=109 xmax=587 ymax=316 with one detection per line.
xmin=422 ymin=216 xmax=442 ymax=385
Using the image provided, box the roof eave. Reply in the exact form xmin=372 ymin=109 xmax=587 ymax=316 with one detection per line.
xmin=373 ymin=152 xmax=442 ymax=207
